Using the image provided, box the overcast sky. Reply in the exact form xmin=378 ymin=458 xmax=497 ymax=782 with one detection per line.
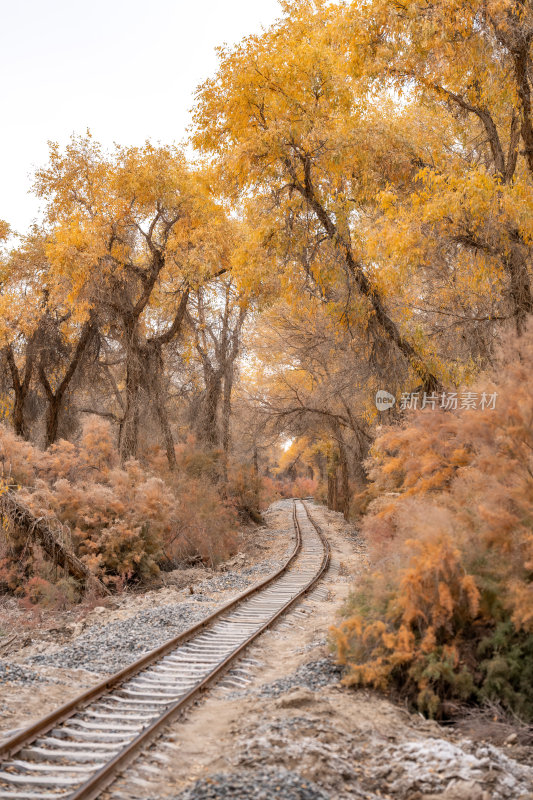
xmin=1 ymin=0 xmax=282 ymax=234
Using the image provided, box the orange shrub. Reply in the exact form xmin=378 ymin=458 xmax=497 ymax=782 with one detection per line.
xmin=333 ymin=325 xmax=533 ymax=720
xmin=0 ymin=418 xmax=239 ymax=597
xmin=276 ymin=476 xmax=318 ymax=499
xmin=258 ymin=475 xmax=282 ymax=510
xmin=225 ymin=463 xmax=264 ymax=522
xmin=21 ymin=576 xmax=79 ymax=610
xmin=163 ymin=475 xmax=237 ymax=567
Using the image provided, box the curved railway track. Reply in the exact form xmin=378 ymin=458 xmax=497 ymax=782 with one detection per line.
xmin=0 ymin=499 xmax=330 ymax=800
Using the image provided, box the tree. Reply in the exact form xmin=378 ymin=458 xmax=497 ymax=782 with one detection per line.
xmin=0 ymin=232 xmax=100 ymax=446
xmin=193 ymin=6 xmax=444 ymax=390
xmin=341 ymin=0 xmax=533 ymax=334
xmin=194 ymin=0 xmax=533 ymax=408
xmin=37 ymin=312 xmax=97 ymax=447
xmin=0 ymin=233 xmax=52 ymax=441
xmin=3 ymin=339 xmax=36 ymax=440
xmin=245 ymin=295 xmax=373 ymax=516
xmin=186 ymin=279 xmax=247 ymax=460
xmin=35 ymin=136 xmax=231 ymax=467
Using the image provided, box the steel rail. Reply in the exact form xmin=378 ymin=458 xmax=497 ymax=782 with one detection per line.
xmin=0 ymin=504 xmax=302 ymax=762
xmin=0 ymin=500 xmax=330 ymax=800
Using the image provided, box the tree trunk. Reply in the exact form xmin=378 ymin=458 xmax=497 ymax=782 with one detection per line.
xmin=44 ymin=395 xmax=62 ymax=449
xmin=39 ymin=320 xmax=96 ymax=448
xmin=197 ymin=366 xmax=222 ymax=449
xmin=120 ymin=346 xmax=178 ymax=470
xmin=294 ymin=160 xmax=441 ymax=391
xmin=119 ymin=291 xmax=189 ymax=468
xmin=154 ymin=395 xmax=177 ymax=471
xmin=338 ymin=441 xmax=350 ymax=521
xmin=148 ymin=343 xmax=177 ymax=471
xmin=221 ymin=367 xmax=234 ymax=482
xmin=327 ymin=465 xmax=335 ymax=510
xmin=511 ymin=44 xmax=533 ymax=180
xmin=4 ymin=344 xmax=34 ymax=440
xmin=506 ymin=240 xmax=533 ymax=335
xmin=252 ymin=445 xmax=260 ymax=508
xmin=119 ymin=351 xmax=141 ymax=462
xmin=13 ymin=395 xmax=26 ymax=438
xmin=317 ymin=454 xmax=326 ymax=484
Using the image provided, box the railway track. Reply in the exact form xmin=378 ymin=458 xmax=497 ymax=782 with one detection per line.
xmin=0 ymin=499 xmax=330 ymax=800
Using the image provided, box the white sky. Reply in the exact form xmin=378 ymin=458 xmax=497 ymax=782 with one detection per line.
xmin=1 ymin=0 xmax=282 ymax=235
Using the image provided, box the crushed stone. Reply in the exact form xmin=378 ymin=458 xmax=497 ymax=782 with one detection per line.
xmin=258 ymin=658 xmax=343 ymax=697
xmin=167 ymin=767 xmax=331 ymax=800
xmin=234 ymin=693 xmax=533 ymax=799
xmin=0 ymin=662 xmax=48 ymax=685
xmin=28 ymin=602 xmax=218 ymax=675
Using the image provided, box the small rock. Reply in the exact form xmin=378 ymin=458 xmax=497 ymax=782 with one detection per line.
xmin=438 ymin=779 xmax=490 ymax=800
xmin=275 ymin=688 xmax=316 ymax=709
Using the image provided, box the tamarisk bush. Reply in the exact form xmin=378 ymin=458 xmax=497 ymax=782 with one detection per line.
xmin=333 ymin=325 xmax=533 ymax=720
xmin=0 ymin=418 xmax=237 ymax=598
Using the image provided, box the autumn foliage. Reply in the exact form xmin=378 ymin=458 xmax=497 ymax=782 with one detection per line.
xmin=332 ymin=326 xmax=533 ymax=720
xmin=0 ymin=418 xmax=238 ymax=599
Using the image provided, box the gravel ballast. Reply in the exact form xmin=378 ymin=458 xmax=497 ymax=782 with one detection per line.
xmin=168 ymin=768 xmax=330 ymax=800
xmin=28 ymin=601 xmax=218 ymax=674
xmin=0 ymin=662 xmax=48 ymax=685
xmin=0 ymin=533 xmax=291 ymax=683
xmin=258 ymin=658 xmax=343 ymax=697
xmin=26 ymin=557 xmax=292 ymax=677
